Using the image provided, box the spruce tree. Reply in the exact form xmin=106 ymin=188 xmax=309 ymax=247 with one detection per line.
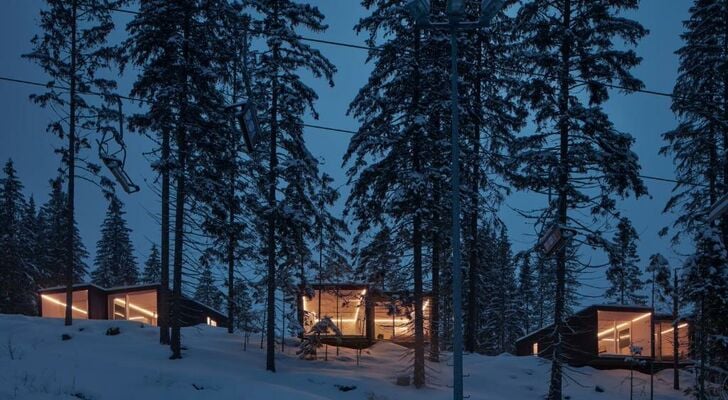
xmin=516 ymin=252 xmax=536 ymax=335
xmin=245 ymin=0 xmax=336 ymax=372
xmin=0 ymin=160 xmax=35 ymax=314
xmin=38 ymin=178 xmax=88 ymax=287
xmin=20 ymin=195 xmax=43 ymax=314
xmin=92 ymin=195 xmax=138 ymax=288
xmin=683 ymin=226 xmax=728 ymax=398
xmin=478 ymin=224 xmax=519 ymax=354
xmin=194 ymin=259 xmax=224 ymax=311
xmin=126 ymin=0 xmax=229 ymax=358
xmin=512 ymin=1 xmax=647 ymax=397
xmin=646 ymin=253 xmax=671 ymax=309
xmin=605 ymin=218 xmax=645 ymax=305
xmin=25 ymin=0 xmax=123 ymax=326
xmin=232 ymin=279 xmax=254 ymax=333
xmin=141 ymin=244 xmax=161 ymax=284
xmin=661 ymin=3 xmax=728 ymax=395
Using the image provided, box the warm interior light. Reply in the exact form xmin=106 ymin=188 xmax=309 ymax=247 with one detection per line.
xmin=41 ymin=294 xmax=88 ymax=315
xmin=661 ymin=323 xmax=688 ymax=335
xmin=114 ymin=297 xmax=158 ymax=318
xmin=128 ymin=316 xmax=146 ymax=321
xmin=206 ymin=316 xmax=217 ymax=327
xmin=597 ymin=312 xmax=651 ymax=337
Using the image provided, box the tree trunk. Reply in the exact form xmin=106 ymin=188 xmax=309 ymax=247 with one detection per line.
xmin=672 ymin=269 xmax=679 ymax=390
xmin=228 ymin=178 xmax=235 ymax=334
xmin=548 ymin=1 xmax=571 ymax=398
xmin=466 ymin=29 xmax=483 ymax=355
xmin=64 ymin=0 xmax=78 ymax=327
xmin=265 ymin=3 xmax=280 ymax=372
xmin=227 ymin=121 xmax=237 ymax=334
xmin=650 ymin=269 xmax=655 ymax=400
xmin=411 ymin=27 xmax=425 ymax=388
xmin=159 ymin=126 xmax=170 ymax=345
xmin=429 ymin=195 xmax=441 ymax=362
xmin=170 ymin=8 xmax=191 ymax=360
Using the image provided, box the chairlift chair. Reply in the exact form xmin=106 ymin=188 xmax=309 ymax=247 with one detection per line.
xmin=97 ymin=98 xmax=140 ymax=194
xmin=225 ymin=100 xmax=261 ymax=154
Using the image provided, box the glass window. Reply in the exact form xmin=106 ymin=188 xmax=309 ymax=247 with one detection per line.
xmin=301 ymin=288 xmax=367 ymax=336
xmin=373 ymin=297 xmax=431 ymax=341
xmin=532 ymin=342 xmax=539 ymax=355
xmin=41 ymin=290 xmax=89 ymax=319
xmin=597 ymin=310 xmax=651 ymax=357
xmin=656 ymin=321 xmax=689 ymax=360
xmin=108 ymin=290 xmax=158 ymax=326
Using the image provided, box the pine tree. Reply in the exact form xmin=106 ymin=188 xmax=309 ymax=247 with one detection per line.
xmin=38 ymin=178 xmax=88 ymax=287
xmin=313 ymin=173 xmax=350 ymax=284
xmin=516 ymin=252 xmax=536 ymax=335
xmin=683 ymin=226 xmax=728 ymax=398
xmin=661 ymin=4 xmax=728 ymax=394
xmin=661 ymin=0 xmax=728 ymax=242
xmin=92 ymin=195 xmax=137 ymax=287
xmin=533 ymin=253 xmax=555 ymax=329
xmin=605 ymin=218 xmax=645 ymax=305
xmin=194 ymin=259 xmax=224 ymax=311
xmin=126 ymin=0 xmax=230 ymax=358
xmin=20 ymin=195 xmax=43 ymax=313
xmin=25 ymin=0 xmax=123 ymax=326
xmin=141 ymin=244 xmax=161 ymax=284
xmin=0 ymin=160 xmax=35 ymax=314
xmin=346 ymin=3 xmax=431 ymax=384
xmin=232 ymin=279 xmax=254 ymax=333
xmin=478 ymin=224 xmax=520 ymax=354
xmin=512 ymin=1 xmax=647 ymax=397
xmin=646 ymin=253 xmax=671 ymax=309
xmin=245 ymin=0 xmax=336 ymax=372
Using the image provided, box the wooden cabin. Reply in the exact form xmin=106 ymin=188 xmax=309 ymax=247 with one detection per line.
xmin=515 ymin=304 xmax=691 ymax=372
xmin=38 ymin=283 xmax=227 ymax=328
xmin=299 ymin=283 xmax=431 ymax=348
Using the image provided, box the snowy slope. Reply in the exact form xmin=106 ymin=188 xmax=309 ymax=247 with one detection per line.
xmin=0 ymin=315 xmax=691 ymax=400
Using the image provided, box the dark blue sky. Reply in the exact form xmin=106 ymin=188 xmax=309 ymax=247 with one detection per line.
xmin=0 ymin=1 xmax=693 ymax=302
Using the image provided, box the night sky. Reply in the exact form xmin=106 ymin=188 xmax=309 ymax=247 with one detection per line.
xmin=0 ymin=0 xmax=693 ymax=304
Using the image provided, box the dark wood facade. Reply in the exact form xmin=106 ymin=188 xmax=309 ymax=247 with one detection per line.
xmin=515 ymin=304 xmax=692 ymax=373
xmin=38 ymin=283 xmax=227 ymax=328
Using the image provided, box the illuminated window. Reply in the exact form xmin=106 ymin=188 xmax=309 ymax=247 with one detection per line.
xmin=108 ymin=290 xmax=158 ymax=326
xmin=373 ymin=298 xmax=431 ymax=341
xmin=206 ymin=317 xmax=217 ymax=327
xmin=41 ymin=290 xmax=89 ymax=319
xmin=597 ymin=310 xmax=651 ymax=357
xmin=532 ymin=342 xmax=539 ymax=355
xmin=302 ymin=288 xmax=367 ymax=336
xmin=655 ymin=322 xmax=689 ymax=360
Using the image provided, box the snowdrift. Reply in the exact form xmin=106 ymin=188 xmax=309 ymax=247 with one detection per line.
xmin=0 ymin=315 xmax=691 ymax=399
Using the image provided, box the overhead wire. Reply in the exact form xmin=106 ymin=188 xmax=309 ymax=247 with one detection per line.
xmin=90 ymin=3 xmax=712 ymax=105
xmin=0 ymin=73 xmax=706 ymax=189
xmin=2 ymin=4 xmax=712 ymax=190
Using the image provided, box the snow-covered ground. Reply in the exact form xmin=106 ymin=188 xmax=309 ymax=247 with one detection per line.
xmin=0 ymin=315 xmax=691 ymax=399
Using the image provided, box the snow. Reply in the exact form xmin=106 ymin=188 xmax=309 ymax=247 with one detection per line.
xmin=0 ymin=314 xmax=692 ymax=400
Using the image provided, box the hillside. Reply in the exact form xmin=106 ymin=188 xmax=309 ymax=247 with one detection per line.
xmin=0 ymin=315 xmax=691 ymax=399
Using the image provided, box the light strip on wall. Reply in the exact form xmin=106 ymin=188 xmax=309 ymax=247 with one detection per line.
xmin=660 ymin=323 xmax=688 ymax=335
xmin=41 ymin=294 xmax=88 ymax=315
xmin=597 ymin=312 xmax=651 ymax=338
